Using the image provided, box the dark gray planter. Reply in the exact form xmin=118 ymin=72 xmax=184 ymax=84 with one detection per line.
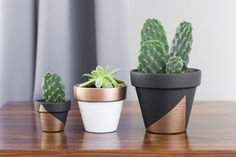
xmin=130 ymin=69 xmax=201 ymax=134
xmin=34 ymin=100 xmax=71 ymax=132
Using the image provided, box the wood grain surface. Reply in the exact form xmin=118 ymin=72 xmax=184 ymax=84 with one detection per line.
xmin=0 ymin=101 xmax=235 ymax=156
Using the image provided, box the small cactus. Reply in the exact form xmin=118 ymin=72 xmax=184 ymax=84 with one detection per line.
xmin=138 ymin=40 xmax=169 ymax=74
xmin=166 ymin=56 xmax=184 ymax=73
xmin=41 ymin=72 xmax=65 ymax=102
xmin=170 ymin=21 xmax=193 ymax=65
xmin=141 ymin=18 xmax=169 ymax=53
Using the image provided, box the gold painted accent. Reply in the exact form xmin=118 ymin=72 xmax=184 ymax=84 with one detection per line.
xmin=39 ymin=105 xmax=64 ymax=132
xmin=39 ymin=105 xmax=47 ymax=112
xmin=73 ymin=84 xmax=126 ymax=102
xmin=147 ymin=96 xmax=186 ymax=134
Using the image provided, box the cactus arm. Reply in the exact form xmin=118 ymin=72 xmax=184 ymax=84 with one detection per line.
xmin=141 ymin=18 xmax=169 ymax=53
xmin=170 ymin=21 xmax=193 ymax=66
xmin=166 ymin=56 xmax=184 ymax=73
xmin=41 ymin=72 xmax=65 ymax=102
xmin=138 ymin=40 xmax=169 ymax=74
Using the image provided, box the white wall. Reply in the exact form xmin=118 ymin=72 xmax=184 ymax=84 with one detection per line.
xmin=128 ymin=0 xmax=236 ymax=101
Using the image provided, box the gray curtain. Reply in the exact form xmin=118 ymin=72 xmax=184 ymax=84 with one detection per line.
xmin=0 ymin=0 xmax=131 ymax=106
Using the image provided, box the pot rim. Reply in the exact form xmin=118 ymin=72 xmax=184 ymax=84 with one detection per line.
xmin=35 ymin=99 xmax=71 ymax=104
xmin=73 ymin=84 xmax=127 ymax=102
xmin=130 ymin=68 xmax=201 ymax=89
xmin=34 ymin=99 xmax=71 ymax=113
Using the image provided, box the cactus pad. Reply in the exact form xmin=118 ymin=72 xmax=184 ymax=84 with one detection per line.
xmin=41 ymin=72 xmax=65 ymax=102
xmin=166 ymin=56 xmax=184 ymax=73
xmin=138 ymin=40 xmax=169 ymax=74
xmin=141 ymin=18 xmax=169 ymax=53
xmin=170 ymin=21 xmax=193 ymax=65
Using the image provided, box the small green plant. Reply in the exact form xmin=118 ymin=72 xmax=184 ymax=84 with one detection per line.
xmin=41 ymin=72 xmax=65 ymax=102
xmin=80 ymin=66 xmax=125 ymax=88
xmin=138 ymin=19 xmax=193 ymax=74
xmin=166 ymin=56 xmax=184 ymax=74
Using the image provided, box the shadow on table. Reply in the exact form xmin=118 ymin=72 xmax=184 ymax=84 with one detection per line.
xmin=142 ymin=132 xmax=189 ymax=150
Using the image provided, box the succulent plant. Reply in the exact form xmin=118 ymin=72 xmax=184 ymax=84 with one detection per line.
xmin=138 ymin=18 xmax=193 ymax=74
xmin=138 ymin=40 xmax=169 ymax=73
xmin=141 ymin=18 xmax=169 ymax=53
xmin=166 ymin=56 xmax=184 ymax=74
xmin=80 ymin=66 xmax=125 ymax=88
xmin=41 ymin=72 xmax=65 ymax=102
xmin=170 ymin=21 xmax=193 ymax=66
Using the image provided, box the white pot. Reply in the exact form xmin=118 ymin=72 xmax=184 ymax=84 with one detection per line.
xmin=73 ymin=84 xmax=127 ymax=133
xmin=77 ymin=100 xmax=123 ymax=133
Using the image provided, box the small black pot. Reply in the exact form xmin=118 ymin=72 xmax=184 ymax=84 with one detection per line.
xmin=130 ymin=69 xmax=201 ymax=134
xmin=34 ymin=100 xmax=71 ymax=132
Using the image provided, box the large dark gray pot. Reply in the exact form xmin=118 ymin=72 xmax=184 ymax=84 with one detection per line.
xmin=130 ymin=69 xmax=201 ymax=134
xmin=34 ymin=100 xmax=71 ymax=132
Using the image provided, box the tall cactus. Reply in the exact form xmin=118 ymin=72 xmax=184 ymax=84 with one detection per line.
xmin=41 ymin=72 xmax=65 ymax=102
xmin=170 ymin=21 xmax=193 ymax=66
xmin=141 ymin=18 xmax=169 ymax=53
xmin=138 ymin=19 xmax=193 ymax=74
xmin=138 ymin=40 xmax=169 ymax=74
xmin=166 ymin=56 xmax=184 ymax=73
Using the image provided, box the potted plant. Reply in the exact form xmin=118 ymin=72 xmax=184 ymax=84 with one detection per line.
xmin=130 ymin=18 xmax=201 ymax=134
xmin=74 ymin=66 xmax=126 ymax=133
xmin=34 ymin=72 xmax=71 ymax=132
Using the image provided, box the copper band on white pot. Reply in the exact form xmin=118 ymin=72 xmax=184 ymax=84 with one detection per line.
xmin=73 ymin=84 xmax=126 ymax=102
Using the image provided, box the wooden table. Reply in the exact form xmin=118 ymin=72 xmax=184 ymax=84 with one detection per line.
xmin=0 ymin=101 xmax=235 ymax=156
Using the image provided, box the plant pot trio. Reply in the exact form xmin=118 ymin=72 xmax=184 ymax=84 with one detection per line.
xmin=35 ymin=18 xmax=201 ymax=134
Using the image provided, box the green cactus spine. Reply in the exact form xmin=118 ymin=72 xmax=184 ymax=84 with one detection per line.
xmin=170 ymin=21 xmax=193 ymax=65
xmin=141 ymin=18 xmax=169 ymax=53
xmin=41 ymin=72 xmax=65 ymax=102
xmin=138 ymin=40 xmax=169 ymax=74
xmin=166 ymin=56 xmax=184 ymax=74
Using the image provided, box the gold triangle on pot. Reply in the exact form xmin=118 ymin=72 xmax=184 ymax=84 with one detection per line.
xmin=39 ymin=105 xmax=48 ymax=112
xmin=39 ymin=105 xmax=65 ymax=132
xmin=147 ymin=96 xmax=186 ymax=134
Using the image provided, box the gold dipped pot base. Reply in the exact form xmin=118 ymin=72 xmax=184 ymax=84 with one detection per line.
xmin=147 ymin=96 xmax=186 ymax=134
xmin=34 ymin=100 xmax=71 ymax=132
xmin=39 ymin=112 xmax=65 ymax=132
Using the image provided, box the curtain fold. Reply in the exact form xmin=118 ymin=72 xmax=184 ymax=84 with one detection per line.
xmin=0 ymin=0 xmax=36 ymax=105
xmin=94 ymin=0 xmax=132 ymax=99
xmin=0 ymin=0 xmax=131 ymax=106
